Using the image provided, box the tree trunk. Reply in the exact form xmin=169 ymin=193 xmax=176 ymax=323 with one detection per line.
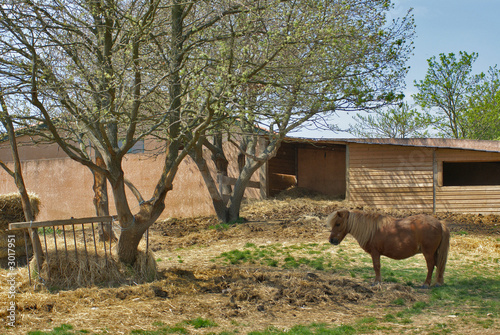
xmin=190 ymin=141 xmax=229 ymax=222
xmin=0 ymin=110 xmax=44 ymax=267
xmin=116 ymin=223 xmax=146 ymax=265
xmin=227 ymin=161 xmax=262 ymax=222
xmin=212 ymin=134 xmax=232 ymax=196
xmin=92 ymin=152 xmax=116 ymax=241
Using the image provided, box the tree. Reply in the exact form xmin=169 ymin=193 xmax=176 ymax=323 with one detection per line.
xmin=0 ymin=0 xmax=414 ymax=261
xmin=465 ymin=66 xmax=500 ymax=140
xmin=413 ymin=51 xmax=479 ymax=138
xmin=349 ymin=103 xmax=433 ymax=138
xmin=0 ymin=91 xmax=44 ymax=269
xmin=0 ymin=0 xmax=258 ymax=264
xmin=190 ymin=0 xmax=415 ymax=222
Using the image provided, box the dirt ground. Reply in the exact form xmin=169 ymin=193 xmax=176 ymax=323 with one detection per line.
xmin=1 ymin=192 xmax=499 ymax=334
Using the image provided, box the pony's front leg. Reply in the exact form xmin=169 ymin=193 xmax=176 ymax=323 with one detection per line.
xmin=371 ymin=252 xmax=382 ymax=285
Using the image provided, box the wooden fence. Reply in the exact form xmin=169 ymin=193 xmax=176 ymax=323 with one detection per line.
xmin=8 ymin=216 xmax=150 ymax=286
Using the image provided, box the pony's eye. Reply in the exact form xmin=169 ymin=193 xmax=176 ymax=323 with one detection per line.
xmin=335 ymin=223 xmax=340 ymax=227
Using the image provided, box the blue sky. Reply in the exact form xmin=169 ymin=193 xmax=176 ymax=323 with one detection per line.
xmin=295 ymin=0 xmax=500 ymax=139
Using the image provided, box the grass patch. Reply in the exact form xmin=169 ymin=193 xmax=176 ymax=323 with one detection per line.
xmin=130 ymin=326 xmax=188 ymax=335
xmin=184 ymin=317 xmax=218 ymax=329
xmin=28 ymin=324 xmax=89 ymax=335
xmin=214 ymin=243 xmax=334 ymax=271
xmin=38 ymin=226 xmax=63 ymax=235
xmin=209 ymin=223 xmax=232 ymax=231
xmin=248 ymin=323 xmax=356 ymax=335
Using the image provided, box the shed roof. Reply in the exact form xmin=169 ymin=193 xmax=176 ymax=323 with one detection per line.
xmin=285 ymin=137 xmax=500 ymax=153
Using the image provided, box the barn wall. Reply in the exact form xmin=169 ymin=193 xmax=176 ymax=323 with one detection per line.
xmin=347 ymin=143 xmax=434 ymax=212
xmin=297 ymin=145 xmax=346 ymax=197
xmin=0 ymin=136 xmax=260 ymax=221
xmin=435 ymin=148 xmax=500 ymax=214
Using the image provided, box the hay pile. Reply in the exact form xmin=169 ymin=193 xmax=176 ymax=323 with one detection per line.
xmin=0 ymin=192 xmax=40 ymax=223
xmin=0 ymin=193 xmax=40 ymax=266
xmin=30 ymin=245 xmax=158 ymax=290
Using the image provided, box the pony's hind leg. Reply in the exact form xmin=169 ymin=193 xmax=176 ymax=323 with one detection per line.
xmin=435 ymin=223 xmax=450 ymax=286
xmin=422 ymin=252 xmax=435 ymax=288
xmin=434 ymin=252 xmax=447 ymax=286
xmin=371 ymin=252 xmax=382 ymax=285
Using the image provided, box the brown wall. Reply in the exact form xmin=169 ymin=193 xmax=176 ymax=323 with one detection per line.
xmin=348 ymin=143 xmax=435 ymax=212
xmin=0 ymin=136 xmax=260 ymax=221
xmin=348 ymin=143 xmax=500 ymax=214
xmin=297 ymin=145 xmax=346 ymax=197
xmin=435 ymin=148 xmax=500 ymax=214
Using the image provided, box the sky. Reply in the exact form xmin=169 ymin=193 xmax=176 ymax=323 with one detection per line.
xmin=293 ymin=0 xmax=500 ymax=139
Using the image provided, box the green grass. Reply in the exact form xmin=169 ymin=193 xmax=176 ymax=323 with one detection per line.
xmin=184 ymin=317 xmax=218 ymax=329
xmin=28 ymin=324 xmax=89 ymax=335
xmin=25 ymin=235 xmax=500 ymax=335
xmin=38 ymin=226 xmax=63 ymax=235
xmin=213 ymin=242 xmax=335 ymax=272
xmin=130 ymin=326 xmax=188 ymax=335
xmin=248 ymin=323 xmax=356 ymax=335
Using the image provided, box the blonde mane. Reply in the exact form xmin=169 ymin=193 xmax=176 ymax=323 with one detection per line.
xmin=347 ymin=211 xmax=394 ymax=248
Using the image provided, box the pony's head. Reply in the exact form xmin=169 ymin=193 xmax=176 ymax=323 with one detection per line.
xmin=326 ymin=209 xmax=350 ymax=245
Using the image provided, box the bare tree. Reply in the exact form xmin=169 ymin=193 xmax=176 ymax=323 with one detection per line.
xmin=190 ymin=0 xmax=415 ymax=222
xmin=0 ymin=0 xmax=262 ymax=264
xmin=0 ymin=91 xmax=44 ymax=268
xmin=349 ymin=103 xmax=433 ymax=139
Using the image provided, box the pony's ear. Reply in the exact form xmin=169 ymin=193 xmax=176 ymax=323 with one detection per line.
xmin=326 ymin=212 xmax=337 ymax=228
xmin=338 ymin=210 xmax=348 ymax=218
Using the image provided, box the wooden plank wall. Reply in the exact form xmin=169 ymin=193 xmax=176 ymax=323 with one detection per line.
xmin=435 ymin=149 xmax=500 ymax=214
xmin=348 ymin=143 xmax=434 ymax=211
xmin=297 ymin=145 xmax=346 ymax=197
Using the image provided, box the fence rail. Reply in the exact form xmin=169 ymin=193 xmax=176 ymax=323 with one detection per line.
xmin=8 ymin=216 xmax=115 ymax=230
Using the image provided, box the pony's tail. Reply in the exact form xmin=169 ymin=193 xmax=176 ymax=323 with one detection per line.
xmin=436 ymin=221 xmax=450 ymax=285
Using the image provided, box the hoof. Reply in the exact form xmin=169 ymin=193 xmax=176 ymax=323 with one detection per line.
xmin=371 ymin=281 xmax=381 ymax=287
xmin=420 ymin=284 xmax=430 ymax=289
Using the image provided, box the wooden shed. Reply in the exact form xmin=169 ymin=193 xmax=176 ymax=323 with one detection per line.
xmin=267 ymin=138 xmax=500 ymax=214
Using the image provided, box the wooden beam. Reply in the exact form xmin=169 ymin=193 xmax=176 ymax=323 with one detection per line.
xmin=218 ymin=175 xmax=260 ymax=189
xmin=9 ymin=216 xmax=116 ymax=231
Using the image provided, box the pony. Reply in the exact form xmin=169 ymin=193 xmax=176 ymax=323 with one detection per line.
xmin=326 ymin=209 xmax=450 ymax=288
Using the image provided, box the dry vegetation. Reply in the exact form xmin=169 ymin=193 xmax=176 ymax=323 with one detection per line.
xmin=1 ymin=189 xmax=499 ymax=334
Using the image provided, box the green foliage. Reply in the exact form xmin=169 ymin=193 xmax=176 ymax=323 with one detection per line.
xmin=465 ymin=66 xmax=500 ymax=140
xmin=414 ymin=51 xmax=478 ymax=139
xmin=414 ymin=51 xmax=500 ymax=139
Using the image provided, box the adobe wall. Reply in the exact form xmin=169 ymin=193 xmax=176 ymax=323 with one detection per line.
xmin=0 ymin=136 xmax=260 ymax=221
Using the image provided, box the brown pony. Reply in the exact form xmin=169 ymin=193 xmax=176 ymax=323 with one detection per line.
xmin=326 ymin=209 xmax=450 ymax=287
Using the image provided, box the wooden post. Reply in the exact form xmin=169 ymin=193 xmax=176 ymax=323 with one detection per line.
xmin=432 ymin=149 xmax=437 ymax=214
xmin=30 ymin=227 xmax=43 ymax=276
xmin=345 ymin=144 xmax=350 ymax=201
xmin=258 ymin=137 xmax=269 ymax=199
xmin=259 ymin=161 xmax=268 ymax=199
